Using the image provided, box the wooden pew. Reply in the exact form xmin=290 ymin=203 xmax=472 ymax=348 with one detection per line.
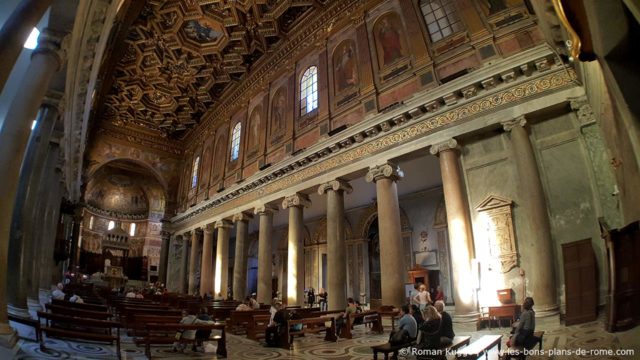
xmin=501 ymin=331 xmax=545 ymax=359
xmin=280 ymin=316 xmax=338 ymax=350
xmin=246 ymin=314 xmax=271 ymax=341
xmin=371 ymin=335 xmax=471 ymax=360
xmin=456 ymin=334 xmax=502 ymax=360
xmin=45 ymin=303 xmax=112 ymax=320
xmin=129 ymin=314 xmax=182 ymax=338
xmin=121 ymin=308 xmax=182 ymax=328
xmin=144 ymin=322 xmax=227 ymax=358
xmin=341 ymin=311 xmax=383 ymax=339
xmin=228 ymin=310 xmax=270 ymax=334
xmin=8 ymin=314 xmax=40 ymax=341
xmin=37 ymin=311 xmax=121 ymax=359
xmin=51 ymin=299 xmax=109 ymax=312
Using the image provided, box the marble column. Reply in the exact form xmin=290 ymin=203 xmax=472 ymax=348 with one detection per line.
xmin=7 ymin=93 xmax=61 ymax=318
xmin=200 ymin=223 xmax=215 ymax=296
xmin=366 ymin=163 xmax=406 ymax=308
xmin=188 ymin=230 xmax=202 ymax=295
xmin=318 ymin=179 xmax=352 ymax=310
xmin=255 ymin=204 xmax=277 ymax=304
xmin=0 ymin=29 xmax=64 ymax=342
xmin=0 ymin=0 xmax=53 ymax=92
xmin=179 ymin=232 xmax=191 ymax=294
xmin=214 ymin=220 xmax=233 ymax=299
xmin=503 ymin=117 xmax=558 ymax=316
xmin=282 ymin=193 xmax=311 ymax=306
xmin=430 ymin=139 xmax=478 ymax=321
xmin=232 ymin=212 xmax=253 ymax=300
xmin=158 ymin=229 xmax=171 ymax=286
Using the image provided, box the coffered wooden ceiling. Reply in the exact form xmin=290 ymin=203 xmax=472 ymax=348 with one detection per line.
xmin=101 ymin=0 xmax=323 ymax=139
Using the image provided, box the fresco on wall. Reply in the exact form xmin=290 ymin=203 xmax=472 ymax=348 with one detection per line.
xmin=271 ymin=88 xmax=287 ymax=135
xmin=373 ymin=12 xmax=407 ymax=68
xmin=247 ymin=106 xmax=262 ymax=153
xmin=199 ymin=144 xmax=212 ymax=192
xmin=333 ymin=40 xmax=359 ymax=93
xmin=211 ymin=129 xmax=228 ymax=183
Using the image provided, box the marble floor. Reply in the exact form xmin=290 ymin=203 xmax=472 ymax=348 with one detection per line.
xmin=8 ymin=315 xmax=640 ymax=359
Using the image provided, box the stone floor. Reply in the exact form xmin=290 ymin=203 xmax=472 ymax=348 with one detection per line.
xmin=8 ymin=315 xmax=640 ymax=359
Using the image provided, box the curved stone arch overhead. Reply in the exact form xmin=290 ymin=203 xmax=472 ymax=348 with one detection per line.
xmin=308 ymin=217 xmax=354 ymax=246
xmin=357 ymin=202 xmax=412 ymax=239
xmin=87 ymin=158 xmax=170 ymax=200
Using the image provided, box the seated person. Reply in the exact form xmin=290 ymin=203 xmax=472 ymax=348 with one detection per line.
xmin=265 ymin=304 xmax=287 ymax=347
xmin=508 ymin=297 xmax=537 ymax=349
xmin=51 ymin=283 xmax=65 ymax=300
xmin=417 ymin=305 xmax=443 ymax=349
xmin=269 ymin=299 xmax=282 ymax=326
xmin=69 ymin=292 xmax=84 ymax=304
xmin=125 ymin=288 xmax=137 ymax=298
xmin=172 ymin=309 xmax=214 ymax=352
xmin=249 ymin=293 xmax=260 ymax=309
xmin=195 ymin=307 xmax=212 ymax=348
xmin=389 ymin=305 xmax=417 ymax=344
xmin=410 ymin=304 xmax=425 ymax=327
xmin=236 ymin=296 xmax=253 ymax=311
xmin=434 ymin=300 xmax=453 ymax=345
xmin=135 ymin=290 xmax=144 ymax=299
xmin=336 ymin=297 xmax=358 ymax=336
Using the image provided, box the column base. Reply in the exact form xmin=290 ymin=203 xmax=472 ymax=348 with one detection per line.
xmin=535 ymin=303 xmax=560 ymax=318
xmin=27 ymin=297 xmax=42 ymax=317
xmin=452 ymin=311 xmax=481 ymax=324
xmin=7 ymin=304 xmax=31 ymax=319
xmin=0 ymin=323 xmax=18 ymax=350
xmin=39 ymin=288 xmax=51 ymax=308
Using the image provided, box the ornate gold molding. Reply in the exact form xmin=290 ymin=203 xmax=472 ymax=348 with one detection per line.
xmin=551 ymin=0 xmax=581 ymax=61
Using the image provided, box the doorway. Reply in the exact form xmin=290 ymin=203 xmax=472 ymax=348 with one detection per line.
xmin=367 ymin=216 xmax=381 ymax=308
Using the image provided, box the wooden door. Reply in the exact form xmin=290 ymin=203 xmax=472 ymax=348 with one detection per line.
xmin=562 ymin=239 xmax=598 ymax=325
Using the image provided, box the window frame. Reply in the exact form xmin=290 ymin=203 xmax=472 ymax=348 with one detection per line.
xmin=190 ymin=156 xmax=200 ymax=189
xmin=419 ymin=0 xmax=465 ymax=44
xmin=107 ymin=220 xmax=115 ymax=231
xmin=230 ymin=122 xmax=242 ymax=161
xmin=129 ymin=223 xmax=136 ymax=237
xmin=299 ymin=66 xmax=319 ymax=116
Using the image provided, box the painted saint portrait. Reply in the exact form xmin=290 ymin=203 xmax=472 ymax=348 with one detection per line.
xmin=211 ymin=131 xmax=227 ymax=181
xmin=373 ymin=12 xmax=407 ymax=68
xmin=247 ymin=107 xmax=261 ymax=151
xmin=271 ymin=89 xmax=286 ymax=134
xmin=199 ymin=144 xmax=212 ymax=189
xmin=333 ymin=40 xmax=358 ymax=93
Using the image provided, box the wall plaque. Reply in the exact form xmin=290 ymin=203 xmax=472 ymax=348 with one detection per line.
xmin=476 ymin=195 xmax=518 ymax=273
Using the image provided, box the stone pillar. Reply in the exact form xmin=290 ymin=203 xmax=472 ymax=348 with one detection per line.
xmin=282 ymin=193 xmax=311 ymax=306
xmin=200 ymin=223 xmax=215 ymax=296
xmin=158 ymin=229 xmax=171 ymax=286
xmin=430 ymin=139 xmax=478 ymax=321
xmin=179 ymin=232 xmax=191 ymax=294
xmin=366 ymin=163 xmax=406 ymax=308
xmin=188 ymin=230 xmax=202 ymax=295
xmin=255 ymin=204 xmax=277 ymax=304
xmin=232 ymin=212 xmax=253 ymax=300
xmin=214 ymin=220 xmax=233 ymax=299
xmin=0 ymin=0 xmax=53 ymax=92
xmin=503 ymin=117 xmax=558 ymax=316
xmin=318 ymin=179 xmax=352 ymax=310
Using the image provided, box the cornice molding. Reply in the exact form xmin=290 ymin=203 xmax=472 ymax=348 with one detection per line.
xmin=96 ymin=124 xmax=183 ymax=156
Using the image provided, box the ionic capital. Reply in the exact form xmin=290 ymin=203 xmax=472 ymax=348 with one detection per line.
xmin=32 ymin=28 xmax=68 ymax=70
xmin=215 ymin=219 xmax=233 ymax=229
xmin=42 ymin=90 xmax=65 ymax=114
xmin=502 ymin=116 xmax=527 ymax=132
xmin=318 ymin=179 xmax=353 ymax=195
xmin=204 ymin=223 xmax=215 ymax=233
xmin=254 ymin=204 xmax=278 ymax=216
xmin=160 ymin=230 xmax=172 ymax=240
xmin=182 ymin=231 xmax=192 ymax=240
xmin=569 ymin=97 xmax=596 ymax=127
xmin=282 ymin=193 xmax=311 ymax=209
xmin=233 ymin=212 xmax=253 ymax=223
xmin=365 ymin=162 xmax=404 ymax=183
xmin=429 ymin=138 xmax=459 ymax=155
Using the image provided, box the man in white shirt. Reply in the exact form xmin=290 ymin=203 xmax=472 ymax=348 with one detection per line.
xmin=51 ymin=283 xmax=65 ymax=300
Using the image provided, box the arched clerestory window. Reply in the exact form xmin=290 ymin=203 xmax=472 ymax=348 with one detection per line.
xmin=300 ymin=66 xmax=318 ymax=115
xmin=191 ymin=156 xmax=200 ymax=189
xmin=419 ymin=0 xmax=463 ymax=42
xmin=230 ymin=122 xmax=242 ymax=161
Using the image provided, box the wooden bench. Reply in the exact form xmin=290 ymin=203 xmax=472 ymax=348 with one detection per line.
xmin=341 ymin=311 xmax=383 ymax=339
xmin=456 ymin=334 xmax=502 ymax=360
xmin=37 ymin=311 xmax=121 ymax=359
xmin=246 ymin=314 xmax=271 ymax=341
xmin=45 ymin=303 xmax=113 ymax=320
xmin=129 ymin=314 xmax=182 ymax=338
xmin=501 ymin=331 xmax=544 ymax=359
xmin=120 ymin=308 xmax=182 ymax=328
xmin=8 ymin=314 xmax=40 ymax=341
xmin=371 ymin=335 xmax=471 ymax=360
xmin=52 ymin=299 xmax=109 ymax=312
xmin=228 ymin=309 xmax=269 ymax=334
xmin=143 ymin=322 xmax=227 ymax=358
xmin=280 ymin=316 xmax=338 ymax=350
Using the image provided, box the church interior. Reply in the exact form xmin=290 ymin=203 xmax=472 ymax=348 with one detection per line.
xmin=0 ymin=0 xmax=639 ymax=359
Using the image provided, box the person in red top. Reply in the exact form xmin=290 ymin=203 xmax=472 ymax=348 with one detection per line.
xmin=434 ymin=285 xmax=445 ymax=302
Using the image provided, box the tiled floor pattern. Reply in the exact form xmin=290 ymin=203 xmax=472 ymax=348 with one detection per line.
xmin=10 ymin=316 xmax=640 ymax=359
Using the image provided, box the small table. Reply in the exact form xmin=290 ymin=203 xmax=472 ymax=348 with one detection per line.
xmin=488 ymin=304 xmax=521 ymax=328
xmin=456 ymin=334 xmax=502 ymax=360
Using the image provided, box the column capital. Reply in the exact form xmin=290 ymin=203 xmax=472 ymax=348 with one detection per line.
xmin=42 ymin=90 xmax=65 ymax=114
xmin=282 ymin=193 xmax=311 ymax=209
xmin=429 ymin=138 xmax=459 ymax=155
xmin=32 ymin=28 xmax=68 ymax=70
xmin=318 ymin=178 xmax=353 ymax=195
xmin=215 ymin=219 xmax=233 ymax=229
xmin=182 ymin=231 xmax=192 ymax=240
xmin=160 ymin=230 xmax=172 ymax=240
xmin=233 ymin=212 xmax=253 ymax=223
xmin=254 ymin=203 xmax=278 ymax=215
xmin=502 ymin=116 xmax=527 ymax=132
xmin=365 ymin=162 xmax=404 ymax=183
xmin=204 ymin=223 xmax=215 ymax=233
xmin=569 ymin=96 xmax=596 ymax=127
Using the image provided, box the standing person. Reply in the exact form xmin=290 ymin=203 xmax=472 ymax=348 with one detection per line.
xmin=434 ymin=300 xmax=453 ymax=345
xmin=412 ymin=284 xmax=432 ymax=310
xmin=508 ymin=297 xmax=537 ymax=349
xmin=318 ymin=288 xmax=328 ymax=311
xmin=307 ymin=287 xmax=316 ymax=308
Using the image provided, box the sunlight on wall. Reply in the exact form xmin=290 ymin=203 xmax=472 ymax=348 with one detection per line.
xmin=475 ymin=212 xmax=505 ymax=307
xmin=450 ymin=218 xmax=474 ymax=308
